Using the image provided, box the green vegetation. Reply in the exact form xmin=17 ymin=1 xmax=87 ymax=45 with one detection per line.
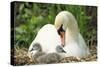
xmin=13 ymin=2 xmax=97 ymax=48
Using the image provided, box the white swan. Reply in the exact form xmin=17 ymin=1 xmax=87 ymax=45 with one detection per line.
xmin=54 ymin=11 xmax=90 ymax=57
xmin=28 ymin=24 xmax=62 ymax=56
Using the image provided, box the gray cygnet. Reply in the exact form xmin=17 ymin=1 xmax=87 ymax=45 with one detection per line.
xmin=29 ymin=43 xmax=66 ymax=64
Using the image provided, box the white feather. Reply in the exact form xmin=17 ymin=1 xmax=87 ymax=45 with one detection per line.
xmin=28 ymin=24 xmax=61 ymax=55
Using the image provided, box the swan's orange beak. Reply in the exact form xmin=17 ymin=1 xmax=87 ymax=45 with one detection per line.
xmin=59 ymin=31 xmax=65 ymax=47
xmin=57 ymin=25 xmax=65 ymax=47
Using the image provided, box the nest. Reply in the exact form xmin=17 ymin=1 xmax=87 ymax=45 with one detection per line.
xmin=11 ymin=45 xmax=97 ymax=66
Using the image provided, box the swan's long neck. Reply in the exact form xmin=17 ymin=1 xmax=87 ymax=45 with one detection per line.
xmin=55 ymin=11 xmax=79 ymax=43
xmin=62 ymin=11 xmax=79 ymax=36
xmin=65 ymin=20 xmax=79 ymax=42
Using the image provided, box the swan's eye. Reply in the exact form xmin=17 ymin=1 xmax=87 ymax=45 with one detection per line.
xmin=58 ymin=25 xmax=65 ymax=35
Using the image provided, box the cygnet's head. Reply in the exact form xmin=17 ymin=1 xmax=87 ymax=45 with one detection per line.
xmin=56 ymin=45 xmax=66 ymax=53
xmin=28 ymin=43 xmax=42 ymax=56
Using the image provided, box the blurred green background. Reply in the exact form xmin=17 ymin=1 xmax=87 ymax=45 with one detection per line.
xmin=13 ymin=2 xmax=97 ymax=48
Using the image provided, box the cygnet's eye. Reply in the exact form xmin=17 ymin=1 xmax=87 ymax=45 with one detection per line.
xmin=32 ymin=45 xmax=38 ymax=50
xmin=31 ymin=43 xmax=42 ymax=52
xmin=33 ymin=45 xmax=38 ymax=50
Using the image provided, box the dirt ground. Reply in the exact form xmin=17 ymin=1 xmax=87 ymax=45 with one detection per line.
xmin=11 ymin=45 xmax=97 ymax=66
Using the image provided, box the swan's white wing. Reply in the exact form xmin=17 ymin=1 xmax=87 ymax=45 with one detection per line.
xmin=63 ymin=33 xmax=90 ymax=57
xmin=78 ymin=33 xmax=90 ymax=55
xmin=28 ymin=24 xmax=61 ymax=55
xmin=63 ymin=41 xmax=82 ymax=57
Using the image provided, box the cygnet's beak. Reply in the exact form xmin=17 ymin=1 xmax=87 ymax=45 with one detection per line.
xmin=56 ymin=45 xmax=66 ymax=53
xmin=28 ymin=48 xmax=38 ymax=57
xmin=29 ymin=48 xmax=34 ymax=52
xmin=61 ymin=48 xmax=66 ymax=53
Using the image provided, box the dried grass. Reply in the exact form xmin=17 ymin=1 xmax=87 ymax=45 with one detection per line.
xmin=12 ymin=45 xmax=97 ymax=66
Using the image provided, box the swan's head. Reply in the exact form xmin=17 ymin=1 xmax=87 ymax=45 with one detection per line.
xmin=54 ymin=11 xmax=78 ymax=46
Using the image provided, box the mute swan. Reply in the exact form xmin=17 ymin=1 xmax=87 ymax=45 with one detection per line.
xmin=54 ymin=11 xmax=90 ymax=57
xmin=28 ymin=24 xmax=62 ymax=56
